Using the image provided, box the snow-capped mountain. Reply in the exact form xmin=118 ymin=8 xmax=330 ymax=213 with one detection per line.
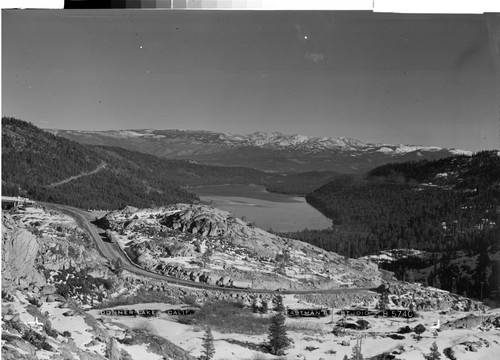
xmin=50 ymin=129 xmax=473 ymax=173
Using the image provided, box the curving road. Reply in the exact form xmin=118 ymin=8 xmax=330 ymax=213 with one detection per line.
xmin=38 ymin=201 xmax=381 ymax=295
xmin=48 ymin=162 xmax=107 ymax=188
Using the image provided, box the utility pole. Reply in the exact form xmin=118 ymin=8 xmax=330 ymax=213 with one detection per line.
xmin=480 ymin=281 xmax=484 ymax=301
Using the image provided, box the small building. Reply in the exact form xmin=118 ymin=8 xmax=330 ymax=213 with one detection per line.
xmin=1 ymin=196 xmax=34 ymax=210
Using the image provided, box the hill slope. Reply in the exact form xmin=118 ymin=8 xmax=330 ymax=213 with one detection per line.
xmin=2 ymin=117 xmax=198 ymax=209
xmin=280 ymin=152 xmax=500 ymax=300
xmin=96 ymin=203 xmax=382 ymax=291
xmin=367 ymin=151 xmax=500 ymax=190
xmin=301 ymin=152 xmax=499 ymax=255
xmin=51 ymin=128 xmax=471 ymax=173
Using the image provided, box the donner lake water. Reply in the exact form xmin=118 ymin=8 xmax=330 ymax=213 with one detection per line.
xmin=187 ymin=184 xmax=332 ymax=232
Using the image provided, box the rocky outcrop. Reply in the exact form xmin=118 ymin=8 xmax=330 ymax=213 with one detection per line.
xmin=106 ymin=338 xmax=121 ymax=360
xmin=161 ymin=207 xmax=230 ymax=236
xmin=297 ymin=282 xmax=488 ymax=312
xmin=382 ymin=282 xmax=486 ymax=312
xmin=443 ymin=313 xmax=500 ymax=330
xmin=1 ymin=347 xmax=38 ymax=360
xmin=4 ymin=205 xmax=116 ymax=308
xmin=98 ymin=204 xmax=383 ymax=291
xmin=2 ymin=205 xmax=199 ymax=360
xmin=130 ymin=239 xmax=197 ymax=266
xmin=2 ymin=214 xmax=45 ymax=290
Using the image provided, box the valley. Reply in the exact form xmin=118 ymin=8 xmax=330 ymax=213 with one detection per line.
xmin=187 ymin=184 xmax=333 ymax=232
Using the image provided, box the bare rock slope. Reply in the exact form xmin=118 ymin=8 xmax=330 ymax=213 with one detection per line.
xmin=2 ymin=214 xmax=45 ymax=290
xmin=97 ymin=204 xmax=382 ymax=290
xmin=2 ymin=205 xmax=196 ymax=360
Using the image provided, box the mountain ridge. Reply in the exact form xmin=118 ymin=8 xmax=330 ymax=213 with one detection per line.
xmin=50 ymin=128 xmax=472 ymax=173
xmin=50 ymin=128 xmax=472 ymax=155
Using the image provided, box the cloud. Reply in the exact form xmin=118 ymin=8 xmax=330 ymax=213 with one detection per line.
xmin=304 ymin=52 xmax=324 ymax=63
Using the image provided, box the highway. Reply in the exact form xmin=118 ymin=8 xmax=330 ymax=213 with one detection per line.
xmin=38 ymin=201 xmax=381 ymax=295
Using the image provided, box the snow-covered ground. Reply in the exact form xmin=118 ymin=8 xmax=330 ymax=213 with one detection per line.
xmin=11 ymin=205 xmax=77 ymax=235
xmin=90 ymin=298 xmax=500 ymax=360
xmin=40 ymin=302 xmax=106 ymax=355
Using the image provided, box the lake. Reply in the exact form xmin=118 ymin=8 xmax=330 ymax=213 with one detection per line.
xmin=187 ymin=184 xmax=332 ymax=232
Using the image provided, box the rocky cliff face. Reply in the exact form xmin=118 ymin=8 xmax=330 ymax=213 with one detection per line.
xmin=97 ymin=204 xmax=381 ymax=290
xmin=3 ymin=205 xmax=117 ymax=305
xmin=2 ymin=214 xmax=45 ymax=290
xmin=2 ymin=205 xmax=196 ymax=360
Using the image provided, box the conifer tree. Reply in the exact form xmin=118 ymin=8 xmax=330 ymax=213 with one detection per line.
xmin=268 ymin=311 xmax=292 ymax=355
xmin=274 ymin=295 xmax=285 ymax=313
xmin=112 ymin=258 xmax=123 ymax=276
xmin=425 ymin=341 xmax=441 ymax=360
xmin=260 ymin=300 xmax=268 ymax=314
xmin=443 ymin=347 xmax=456 ymax=360
xmin=202 ymin=248 xmax=213 ymax=269
xmin=377 ymin=289 xmax=390 ymax=310
xmin=350 ymin=338 xmax=364 ymax=360
xmin=414 ymin=324 xmax=426 ymax=340
xmin=201 ymin=326 xmax=215 ymax=360
xmin=251 ymin=297 xmax=259 ymax=313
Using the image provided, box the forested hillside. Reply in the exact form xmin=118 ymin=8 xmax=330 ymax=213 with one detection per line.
xmin=305 ymin=175 xmax=497 ymax=255
xmin=286 ymin=152 xmax=499 ymax=255
xmin=280 ymin=152 xmax=500 ymax=300
xmin=94 ymin=146 xmax=266 ymax=187
xmin=2 ymin=117 xmax=198 ymax=209
xmin=367 ymin=151 xmax=500 ymax=191
xmin=262 ymin=170 xmax=346 ymax=195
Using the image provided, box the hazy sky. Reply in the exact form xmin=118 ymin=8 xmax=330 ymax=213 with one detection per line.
xmin=2 ymin=10 xmax=499 ymax=151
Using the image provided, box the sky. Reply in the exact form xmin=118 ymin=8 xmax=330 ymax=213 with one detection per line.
xmin=2 ymin=10 xmax=500 ymax=151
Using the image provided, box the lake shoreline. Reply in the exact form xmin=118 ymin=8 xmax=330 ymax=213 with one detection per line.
xmin=187 ymin=184 xmax=332 ymax=232
xmin=183 ymin=183 xmax=307 ymax=198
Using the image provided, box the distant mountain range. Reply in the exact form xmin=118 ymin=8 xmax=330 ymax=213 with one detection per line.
xmin=50 ymin=129 xmax=472 ymax=173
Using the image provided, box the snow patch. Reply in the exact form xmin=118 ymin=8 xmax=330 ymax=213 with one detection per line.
xmin=450 ymin=149 xmax=473 ymax=156
xmin=377 ymin=147 xmax=394 ymax=154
